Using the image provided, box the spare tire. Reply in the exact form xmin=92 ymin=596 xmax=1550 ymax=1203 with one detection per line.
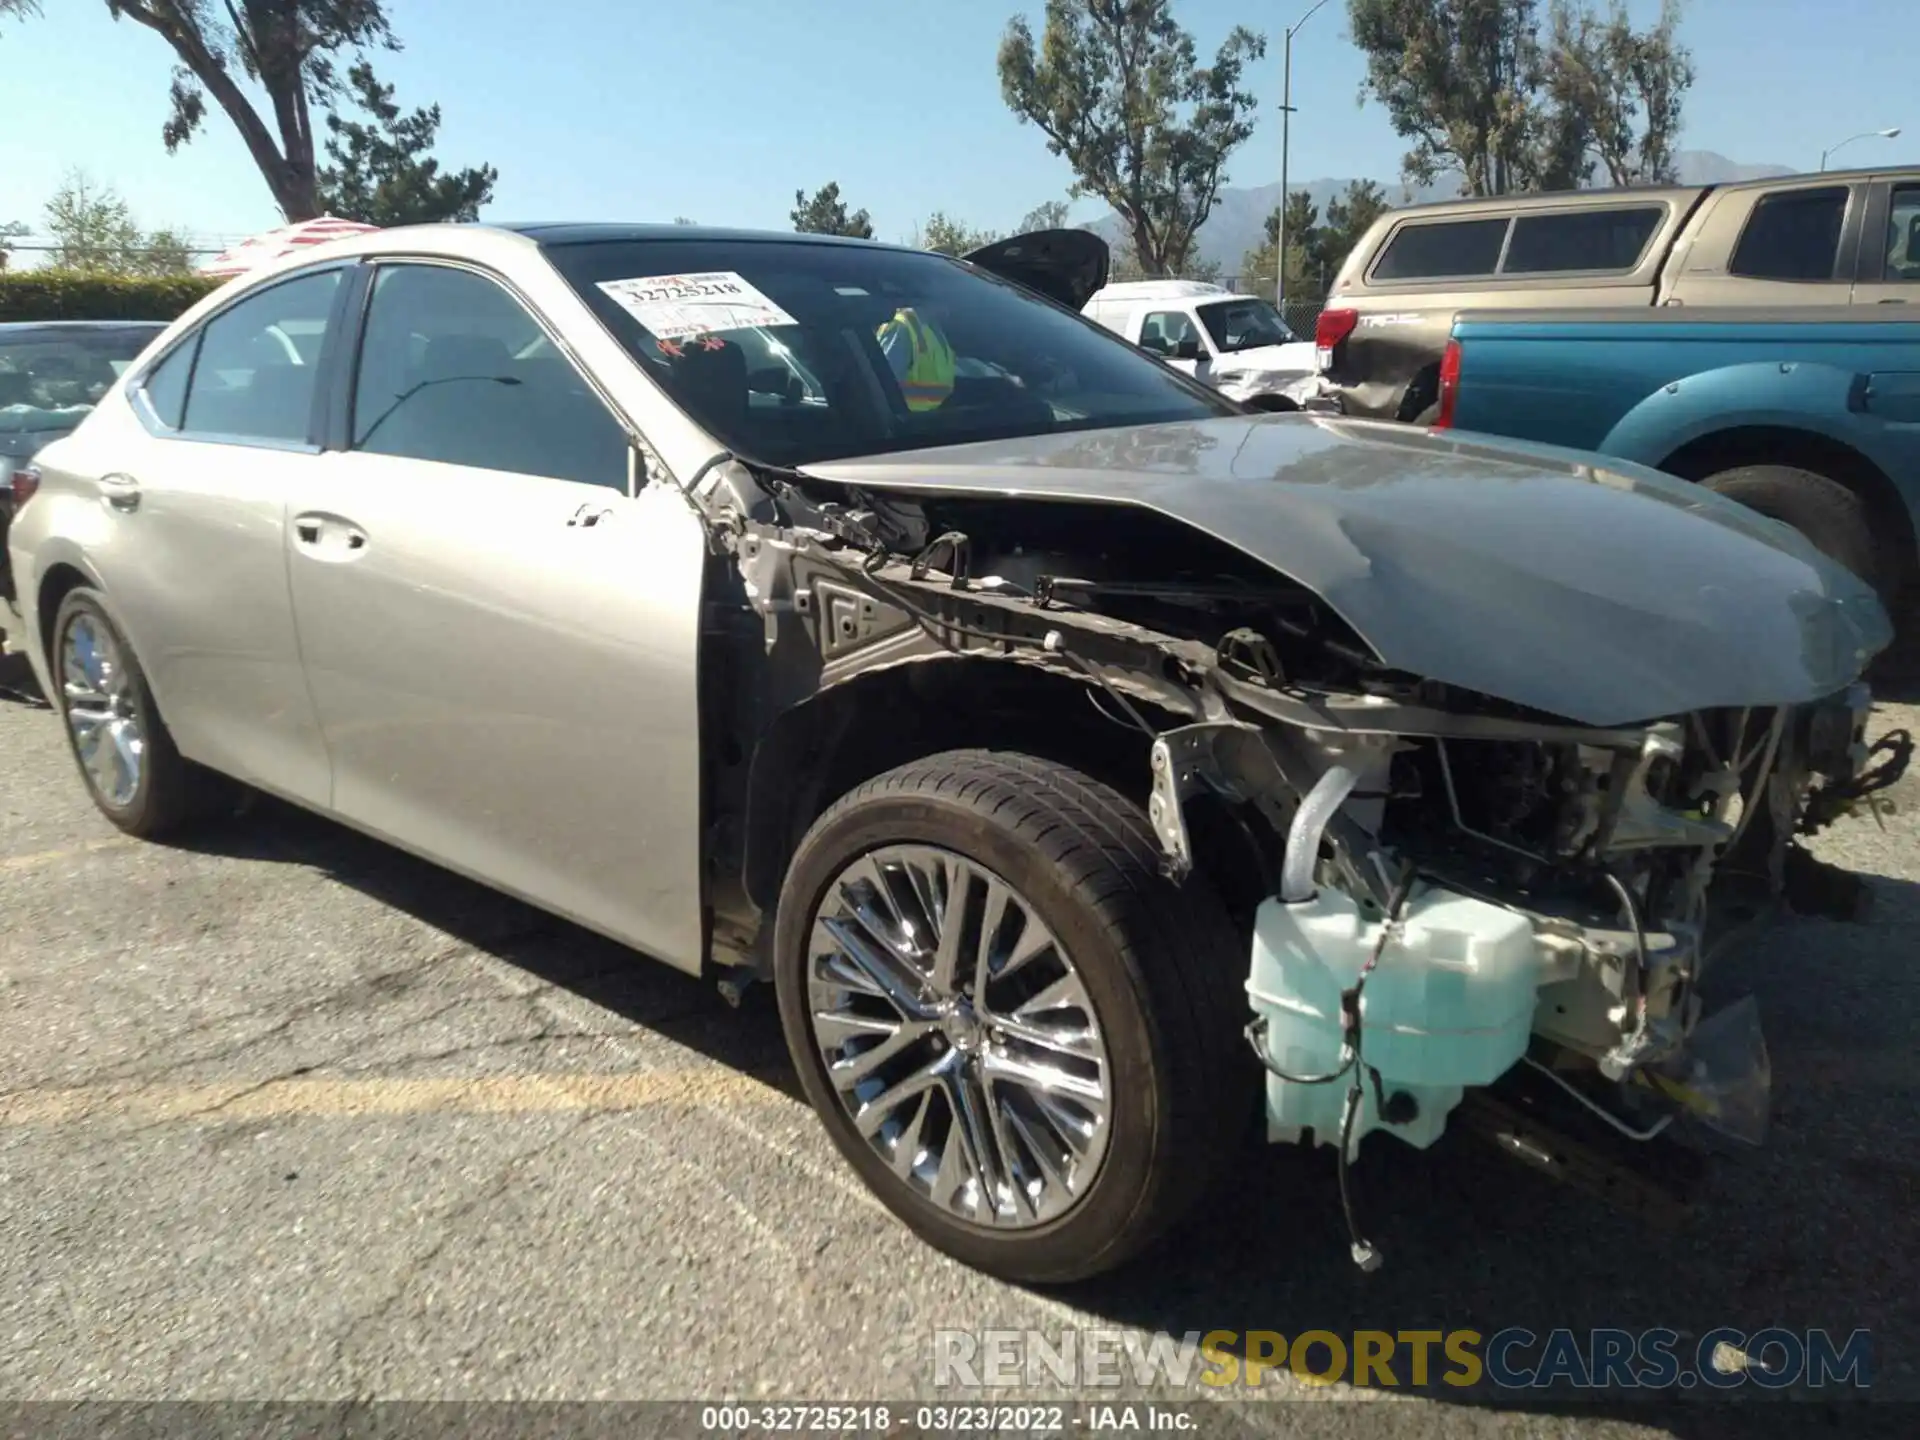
xmin=1701 ymin=464 xmax=1886 ymax=602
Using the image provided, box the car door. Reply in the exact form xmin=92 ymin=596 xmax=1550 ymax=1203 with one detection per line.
xmin=1136 ymin=308 xmax=1211 ymax=380
xmin=1852 ymin=177 xmax=1920 ymax=306
xmin=86 ymin=267 xmax=345 ymax=806
xmin=284 ymin=259 xmax=708 ymax=971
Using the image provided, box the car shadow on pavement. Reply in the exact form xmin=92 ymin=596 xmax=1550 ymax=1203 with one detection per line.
xmin=0 ymin=648 xmax=51 ymax=708
xmin=169 ymin=789 xmax=803 ymax=1104
xmin=1059 ymin=869 xmax=1920 ymax=1427
xmin=1867 ymin=604 xmax=1920 ymax=704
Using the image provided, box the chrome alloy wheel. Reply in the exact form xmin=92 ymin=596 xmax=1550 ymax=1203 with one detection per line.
xmin=806 ymin=844 xmax=1113 ymax=1228
xmin=61 ymin=613 xmax=145 ymax=808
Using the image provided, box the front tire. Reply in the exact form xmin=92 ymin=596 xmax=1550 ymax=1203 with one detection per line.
xmin=51 ymin=587 xmax=224 ymax=837
xmin=774 ymin=749 xmax=1251 ymax=1283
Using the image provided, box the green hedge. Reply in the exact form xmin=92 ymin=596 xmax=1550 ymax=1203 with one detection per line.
xmin=0 ymin=270 xmax=226 ymax=324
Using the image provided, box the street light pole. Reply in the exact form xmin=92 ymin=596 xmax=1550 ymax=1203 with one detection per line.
xmin=1275 ymin=0 xmax=1331 ymax=311
xmin=1819 ymin=127 xmax=1902 ymax=172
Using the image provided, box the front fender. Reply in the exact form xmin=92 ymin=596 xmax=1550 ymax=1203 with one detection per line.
xmin=1599 ymin=360 xmax=1866 ymax=470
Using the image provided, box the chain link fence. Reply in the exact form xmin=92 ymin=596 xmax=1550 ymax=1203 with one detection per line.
xmin=1280 ymin=297 xmax=1327 ymax=337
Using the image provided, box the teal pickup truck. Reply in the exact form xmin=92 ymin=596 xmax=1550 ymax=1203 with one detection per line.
xmin=1431 ymin=308 xmax=1920 ymax=610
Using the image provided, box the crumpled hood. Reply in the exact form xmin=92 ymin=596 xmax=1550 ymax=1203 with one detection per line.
xmin=800 ymin=414 xmax=1892 ymax=727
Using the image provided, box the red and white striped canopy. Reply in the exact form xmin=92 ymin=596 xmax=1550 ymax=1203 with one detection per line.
xmin=202 ymin=216 xmax=379 ymax=277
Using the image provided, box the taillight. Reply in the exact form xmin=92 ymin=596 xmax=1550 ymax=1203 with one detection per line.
xmin=1314 ymin=307 xmax=1358 ymax=371
xmin=1432 ymin=340 xmax=1462 ymax=431
xmin=8 ymin=463 xmax=41 ymax=509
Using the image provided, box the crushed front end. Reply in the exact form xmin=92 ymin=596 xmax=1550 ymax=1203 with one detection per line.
xmin=698 ymin=452 xmax=1907 ymax=1265
xmin=1160 ymin=667 xmax=1903 ymax=1264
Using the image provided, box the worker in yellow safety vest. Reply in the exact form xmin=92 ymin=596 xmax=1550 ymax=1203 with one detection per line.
xmin=876 ymin=306 xmax=955 ymax=412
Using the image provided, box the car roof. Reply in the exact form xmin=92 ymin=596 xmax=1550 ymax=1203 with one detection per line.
xmin=1379 ymin=165 xmax=1916 ymax=225
xmin=1710 ymin=162 xmax=1916 ymax=191
xmin=1090 ymin=279 xmax=1234 ymax=301
xmin=494 ymin=221 xmax=899 ymax=250
xmin=0 ymin=320 xmax=167 ymax=336
xmin=1383 ymin=184 xmax=1706 ymax=222
xmin=203 ymin=220 xmax=917 ymax=293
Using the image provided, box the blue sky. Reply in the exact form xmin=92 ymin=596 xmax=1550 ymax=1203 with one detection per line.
xmin=2 ymin=0 xmax=1914 ymax=250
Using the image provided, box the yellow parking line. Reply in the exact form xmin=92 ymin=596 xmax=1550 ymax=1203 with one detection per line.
xmin=0 ymin=835 xmax=140 ymax=873
xmin=0 ymin=1068 xmax=790 ymax=1127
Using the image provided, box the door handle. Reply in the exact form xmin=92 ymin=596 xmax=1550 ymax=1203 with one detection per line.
xmin=97 ymin=473 xmax=140 ymax=512
xmin=568 ymin=503 xmax=613 ymax=528
xmin=1878 ymin=298 xmax=1909 ymax=305
xmin=293 ymin=513 xmax=369 ymax=559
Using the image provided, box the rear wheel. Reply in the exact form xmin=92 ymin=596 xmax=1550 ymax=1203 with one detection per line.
xmin=1701 ymin=464 xmax=1885 ymax=600
xmin=51 ymin=587 xmax=226 ymax=837
xmin=774 ymin=749 xmax=1252 ymax=1283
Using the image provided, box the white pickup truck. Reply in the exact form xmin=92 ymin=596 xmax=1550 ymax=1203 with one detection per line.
xmin=1082 ymin=279 xmax=1321 ymax=410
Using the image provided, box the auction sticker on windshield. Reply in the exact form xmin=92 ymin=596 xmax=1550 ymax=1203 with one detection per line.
xmin=596 ymin=272 xmax=798 ymax=340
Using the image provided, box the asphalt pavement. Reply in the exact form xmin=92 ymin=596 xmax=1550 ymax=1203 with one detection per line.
xmin=2 ymin=646 xmax=1915 ymax=1436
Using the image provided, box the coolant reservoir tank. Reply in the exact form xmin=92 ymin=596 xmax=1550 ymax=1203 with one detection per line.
xmin=1248 ymin=884 xmax=1543 ymax=1151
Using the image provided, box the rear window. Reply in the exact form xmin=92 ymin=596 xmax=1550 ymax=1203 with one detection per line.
xmin=1730 ymin=187 xmax=1848 ymax=281
xmin=0 ymin=326 xmax=158 ymax=425
xmin=1370 ymin=218 xmax=1508 ymax=281
xmin=1500 ymin=207 xmax=1663 ymax=273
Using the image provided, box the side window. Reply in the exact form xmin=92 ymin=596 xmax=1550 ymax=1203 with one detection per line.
xmin=1729 ymin=188 xmax=1848 ymax=282
xmin=1501 ymin=207 xmax=1663 ymax=274
xmin=1138 ymin=309 xmax=1201 ymax=356
xmin=1885 ymin=185 xmax=1920 ymax=281
xmin=351 ymin=264 xmax=629 ymax=490
xmin=1370 ymin=218 xmax=1509 ymax=281
xmin=181 ymin=269 xmax=341 ymax=443
xmin=139 ymin=336 xmax=197 ymax=430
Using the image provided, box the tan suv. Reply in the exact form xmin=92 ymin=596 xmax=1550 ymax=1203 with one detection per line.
xmin=1316 ymin=166 xmax=1920 ymax=421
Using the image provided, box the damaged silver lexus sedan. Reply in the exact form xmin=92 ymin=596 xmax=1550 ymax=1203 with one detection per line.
xmin=5 ymin=223 xmax=1907 ymax=1282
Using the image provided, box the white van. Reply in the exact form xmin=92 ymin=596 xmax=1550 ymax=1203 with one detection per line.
xmin=1081 ymin=280 xmax=1320 ymax=409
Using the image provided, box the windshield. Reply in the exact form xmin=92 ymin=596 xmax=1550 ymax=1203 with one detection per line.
xmin=1194 ymin=298 xmax=1296 ymax=354
xmin=545 ymin=239 xmax=1233 ymax=467
xmin=0 ymin=326 xmax=161 ymax=433
xmin=731 ymin=325 xmax=828 ymax=404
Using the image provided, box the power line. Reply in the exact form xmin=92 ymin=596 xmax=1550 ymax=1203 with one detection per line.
xmin=1 ymin=229 xmax=263 ymax=247
xmin=2 ymin=243 xmax=225 ymax=255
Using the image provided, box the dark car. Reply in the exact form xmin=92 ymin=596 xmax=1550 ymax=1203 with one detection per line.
xmin=1 ymin=321 xmax=167 ymax=611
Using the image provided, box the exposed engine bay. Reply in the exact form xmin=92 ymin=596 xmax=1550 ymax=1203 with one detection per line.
xmin=689 ymin=451 xmax=1911 ymax=1265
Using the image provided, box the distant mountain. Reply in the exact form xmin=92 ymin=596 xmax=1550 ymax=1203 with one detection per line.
xmin=1672 ymin=150 xmax=1797 ymax=185
xmin=1084 ymin=150 xmax=1796 ymax=276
